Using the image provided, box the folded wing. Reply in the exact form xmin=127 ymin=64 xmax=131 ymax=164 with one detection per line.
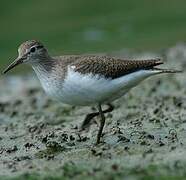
xmin=71 ymin=55 xmax=163 ymax=79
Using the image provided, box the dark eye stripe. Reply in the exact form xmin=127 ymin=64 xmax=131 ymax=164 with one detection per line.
xmin=36 ymin=45 xmax=43 ymax=49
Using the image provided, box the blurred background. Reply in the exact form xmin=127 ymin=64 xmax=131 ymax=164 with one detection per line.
xmin=0 ymin=0 xmax=186 ymax=72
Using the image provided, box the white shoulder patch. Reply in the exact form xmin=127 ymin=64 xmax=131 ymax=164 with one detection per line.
xmin=70 ymin=65 xmax=76 ymax=69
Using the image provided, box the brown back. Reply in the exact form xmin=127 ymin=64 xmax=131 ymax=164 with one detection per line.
xmin=69 ymin=55 xmax=163 ymax=79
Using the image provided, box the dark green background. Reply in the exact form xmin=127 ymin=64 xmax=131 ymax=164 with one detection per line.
xmin=1 ymin=0 xmax=186 ymax=72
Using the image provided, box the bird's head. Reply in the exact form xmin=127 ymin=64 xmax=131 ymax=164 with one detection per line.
xmin=3 ymin=40 xmax=49 ymax=74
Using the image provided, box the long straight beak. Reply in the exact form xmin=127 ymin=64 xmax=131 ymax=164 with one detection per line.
xmin=2 ymin=57 xmax=25 ymax=74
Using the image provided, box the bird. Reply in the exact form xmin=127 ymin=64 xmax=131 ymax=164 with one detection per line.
xmin=2 ymin=40 xmax=181 ymax=144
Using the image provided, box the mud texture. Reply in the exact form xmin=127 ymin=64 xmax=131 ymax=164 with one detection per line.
xmin=0 ymin=44 xmax=185 ymax=180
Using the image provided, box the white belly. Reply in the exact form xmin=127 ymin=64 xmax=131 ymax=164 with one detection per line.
xmin=40 ymin=67 xmax=160 ymax=106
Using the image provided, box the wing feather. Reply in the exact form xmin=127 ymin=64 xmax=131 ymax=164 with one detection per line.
xmin=71 ymin=55 xmax=163 ymax=79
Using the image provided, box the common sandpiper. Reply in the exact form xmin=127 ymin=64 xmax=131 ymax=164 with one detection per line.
xmin=2 ymin=40 xmax=181 ymax=144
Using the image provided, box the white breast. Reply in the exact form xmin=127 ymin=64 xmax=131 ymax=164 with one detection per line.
xmin=46 ymin=66 xmax=161 ymax=106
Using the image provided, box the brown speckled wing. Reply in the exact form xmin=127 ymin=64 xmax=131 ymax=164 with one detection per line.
xmin=71 ymin=56 xmax=163 ymax=79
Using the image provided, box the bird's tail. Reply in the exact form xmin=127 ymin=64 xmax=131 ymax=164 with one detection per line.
xmin=152 ymin=67 xmax=182 ymax=74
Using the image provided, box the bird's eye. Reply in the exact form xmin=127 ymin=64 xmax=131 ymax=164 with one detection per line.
xmin=30 ymin=47 xmax=36 ymax=53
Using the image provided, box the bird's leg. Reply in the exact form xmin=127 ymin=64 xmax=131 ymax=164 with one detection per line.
xmin=96 ymin=104 xmax=105 ymax=144
xmin=81 ymin=111 xmax=99 ymax=130
xmin=81 ymin=103 xmax=114 ymax=130
xmin=103 ymin=103 xmax=114 ymax=113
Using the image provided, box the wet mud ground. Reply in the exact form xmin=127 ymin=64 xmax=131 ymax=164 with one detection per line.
xmin=0 ymin=44 xmax=186 ymax=179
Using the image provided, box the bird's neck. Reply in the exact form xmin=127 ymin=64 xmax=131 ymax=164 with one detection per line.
xmin=32 ymin=56 xmax=55 ymax=72
xmin=31 ymin=57 xmax=57 ymax=84
xmin=31 ymin=58 xmax=59 ymax=96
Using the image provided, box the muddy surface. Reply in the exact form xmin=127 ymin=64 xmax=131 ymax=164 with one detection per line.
xmin=0 ymin=44 xmax=186 ymax=179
